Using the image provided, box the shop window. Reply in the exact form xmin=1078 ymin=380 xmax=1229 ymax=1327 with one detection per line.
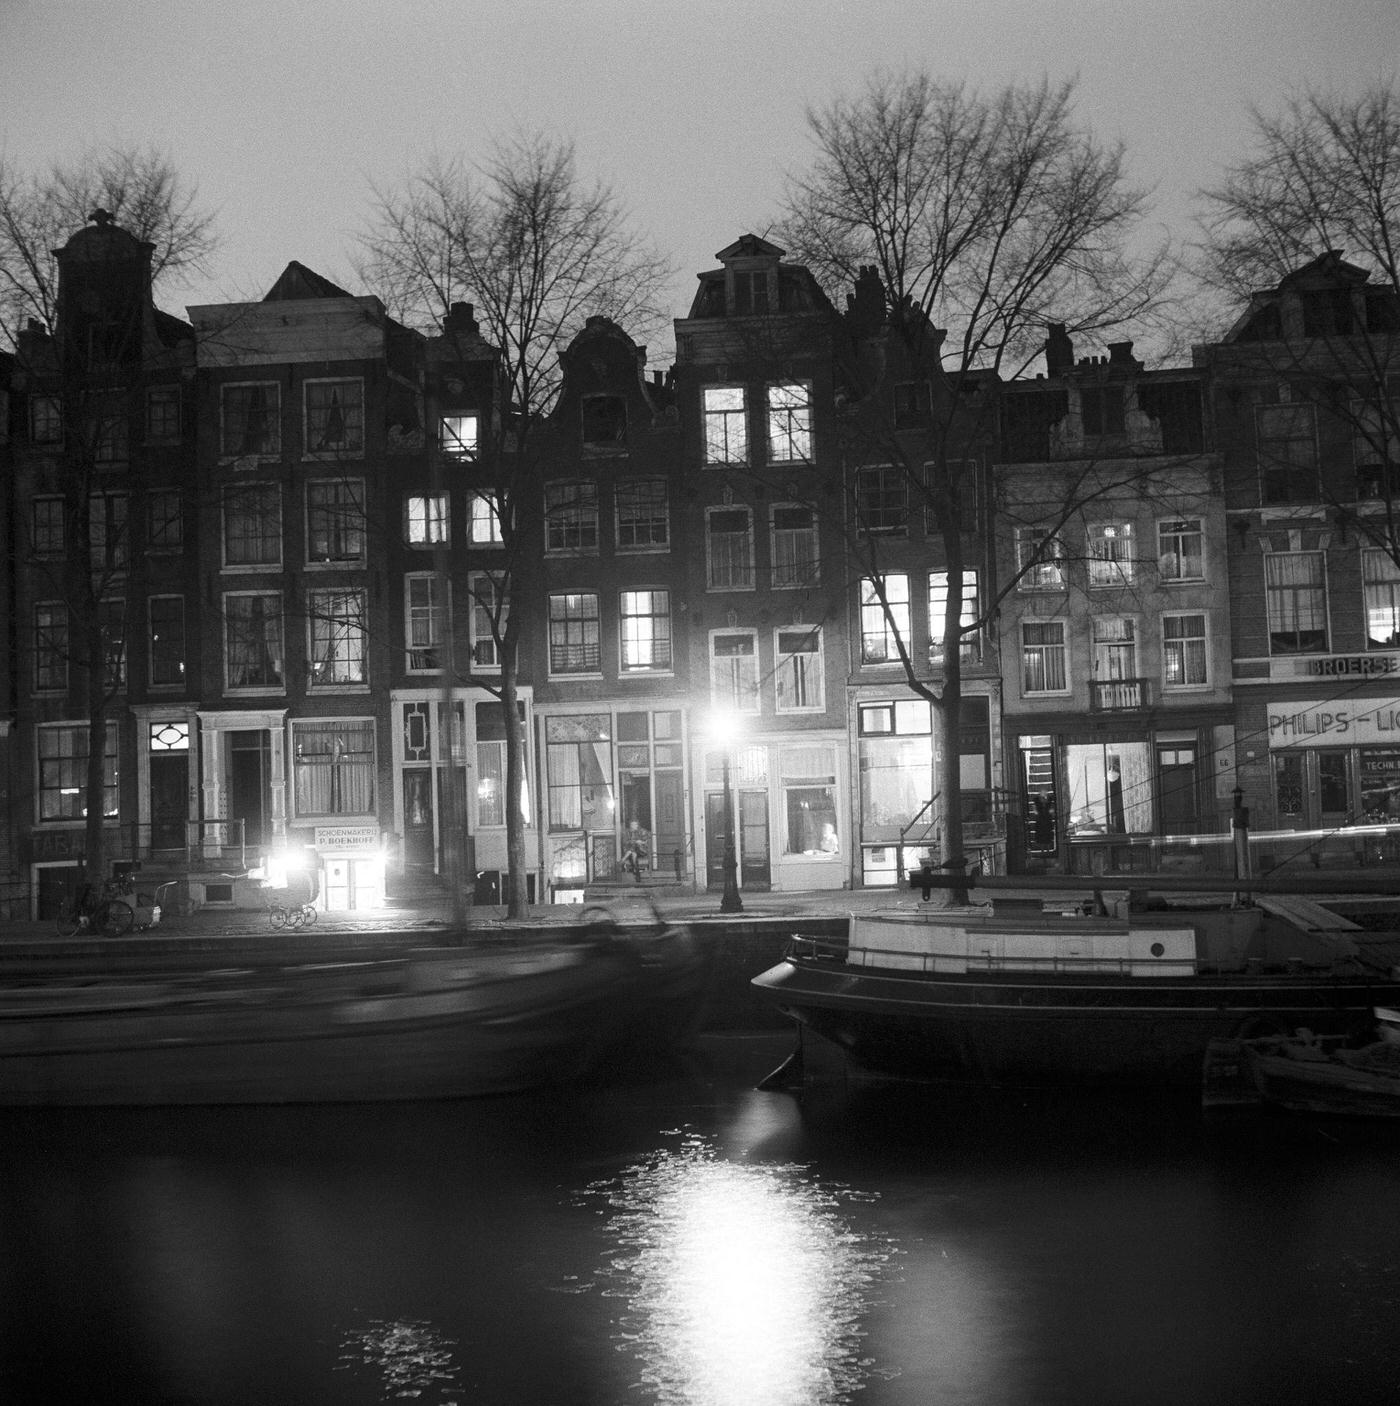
xmin=860 ymin=573 xmax=909 ymax=664
xmin=1265 ymin=552 xmax=1328 ymax=654
xmin=859 ymin=702 xmax=932 ymax=837
xmin=1361 ymin=752 xmax=1400 ymax=824
xmin=781 ymin=747 xmax=839 ymax=856
xmin=702 ymin=386 xmax=747 ymax=465
xmin=1066 ymin=742 xmax=1151 ymax=834
xmin=544 ymin=714 xmax=612 ymax=831
xmin=476 ymin=741 xmax=506 ymax=828
xmin=1364 ymin=549 xmax=1400 ymax=649
xmin=293 ymin=720 xmax=375 ymax=816
xmin=767 ymin=383 xmax=812 ymax=463
xmin=38 ymin=721 xmax=118 ymax=822
xmin=1158 ymin=518 xmax=1204 ymax=582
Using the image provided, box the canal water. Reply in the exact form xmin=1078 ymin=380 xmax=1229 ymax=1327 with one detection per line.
xmin=2 ymin=1030 xmax=1399 ymax=1406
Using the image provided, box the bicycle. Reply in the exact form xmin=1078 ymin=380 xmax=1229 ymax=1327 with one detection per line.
xmin=54 ymin=880 xmax=135 ymax=938
xmin=263 ymin=884 xmax=319 ymax=931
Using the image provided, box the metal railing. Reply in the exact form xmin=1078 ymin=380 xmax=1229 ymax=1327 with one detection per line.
xmin=113 ymin=820 xmax=248 ymax=870
xmin=1089 ymin=678 xmax=1149 ymax=711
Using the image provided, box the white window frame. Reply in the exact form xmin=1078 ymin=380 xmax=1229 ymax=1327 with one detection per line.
xmin=706 ymin=505 xmax=755 ymax=590
xmin=405 ymin=493 xmax=450 ymax=547
xmin=223 ymin=590 xmax=285 ymax=693
xmin=1087 ymin=521 xmax=1136 ymax=587
xmin=305 ymin=477 xmax=367 ymax=565
xmin=770 ymin=503 xmax=819 ymax=588
xmin=548 ymin=592 xmax=602 ymax=677
xmin=219 ymin=381 xmax=280 ymax=458
xmin=441 ymin=413 xmax=478 ymax=459
xmin=1015 ymin=527 xmax=1066 ymax=591
xmin=1021 ymin=620 xmax=1069 ymax=695
xmin=148 ymin=594 xmax=186 ymax=689
xmin=702 ymin=386 xmax=748 ymax=466
xmin=1162 ymin=612 xmax=1209 ymax=689
xmin=1157 ymin=517 xmax=1204 ymax=583
xmin=767 ymin=382 xmax=812 ymax=463
xmin=709 ymin=629 xmax=760 ymax=712
xmin=1265 ymin=551 xmax=1329 ymax=655
xmin=307 ymin=588 xmax=369 ymax=689
xmin=221 ymin=482 xmax=282 ymax=569
xmin=405 ymin=572 xmax=447 ymax=674
xmin=615 ymin=479 xmax=669 ymax=552
xmin=619 ymin=588 xmax=673 ymax=674
xmin=1364 ymin=549 xmax=1400 ymax=650
xmin=468 ymin=573 xmax=503 ymax=673
xmin=291 ymin=718 xmax=376 ymax=820
xmin=468 ymin=492 xmax=504 ymax=546
xmin=545 ymin=481 xmax=600 ymax=554
xmin=775 ymin=626 xmax=825 ymax=713
xmin=860 ymin=573 xmax=910 ymax=665
xmin=303 ymin=377 xmax=365 ymax=456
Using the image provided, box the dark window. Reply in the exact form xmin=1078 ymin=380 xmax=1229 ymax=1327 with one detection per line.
xmin=581 ymin=395 xmax=627 ymax=446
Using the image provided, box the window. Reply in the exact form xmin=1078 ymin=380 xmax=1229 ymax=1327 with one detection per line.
xmin=1081 ymin=385 xmax=1126 ymax=437
xmin=1257 ymin=403 xmax=1318 ymax=504
xmin=1015 ymin=527 xmax=1065 ymax=590
xmin=469 ymin=574 xmax=503 ymax=671
xmin=406 ymin=493 xmax=449 ymax=546
xmin=34 ymin=603 xmax=67 ymax=692
xmin=94 ymin=404 xmax=128 ymax=463
xmin=308 ymin=589 xmax=368 ymax=686
xmin=767 ymin=383 xmax=812 ymax=463
xmin=928 ymin=570 xmax=981 ymax=665
xmin=703 ymin=386 xmax=747 ymax=465
xmin=222 ymin=484 xmax=281 ymax=567
xmin=149 ymin=596 xmax=186 ymax=687
xmin=38 ymin=722 xmax=117 ymax=822
xmin=771 ymin=505 xmax=818 ymax=587
xmin=1354 ymin=398 xmax=1400 ymax=500
xmin=620 ymin=589 xmax=672 ymax=672
xmin=89 ymin=492 xmax=128 ymax=571
xmin=146 ymin=387 xmax=181 ymax=443
xmin=30 ymin=395 xmax=62 ymax=446
xmin=305 ymin=379 xmax=364 ymax=454
xmin=894 ymin=381 xmax=930 ymax=429
xmin=710 ymin=631 xmax=759 ymax=711
xmin=582 ymin=394 xmax=626 ymax=447
xmin=468 ymin=492 xmax=503 ymax=545
xmin=545 ymin=481 xmax=599 ymax=553
xmin=1092 ymin=616 xmax=1137 ymax=680
xmin=1266 ymin=552 xmax=1328 ymax=654
xmin=1364 ymin=550 xmax=1400 ymax=649
xmin=782 ymin=747 xmax=839 ymax=856
xmin=306 ymin=479 xmax=366 ymax=563
xmin=31 ymin=497 xmax=64 ymax=556
xmin=441 ymin=414 xmax=478 ymax=458
xmin=548 ymin=593 xmax=601 ymax=674
xmin=100 ymin=597 xmax=126 ymax=689
xmin=476 ymin=741 xmax=506 ymax=828
xmin=1022 ymin=621 xmax=1068 ymax=693
xmin=733 ymin=269 xmax=770 ymax=315
xmin=146 ymin=490 xmax=182 ymax=553
xmin=1088 ymin=522 xmax=1136 ymax=587
xmin=706 ymin=507 xmax=754 ymax=589
xmin=1163 ymin=613 xmax=1208 ymax=687
xmin=292 ymin=720 xmax=375 ymax=816
xmin=224 ymin=593 xmax=284 ymax=690
xmin=776 ymin=627 xmax=824 ymax=711
xmin=221 ymin=383 xmax=280 ymax=457
xmin=855 ymin=465 xmax=908 ymax=534
xmin=405 ymin=574 xmax=445 ymax=672
xmin=1158 ymin=518 xmax=1203 ymax=582
xmin=616 ymin=480 xmax=669 ymax=550
xmin=858 ymin=700 xmax=933 ymax=837
xmin=545 ymin=714 xmax=613 ymax=831
xmin=860 ymin=574 xmax=910 ymax=664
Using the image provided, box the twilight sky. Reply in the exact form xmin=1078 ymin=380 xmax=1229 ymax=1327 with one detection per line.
xmin=3 ymin=0 xmax=1397 ymax=367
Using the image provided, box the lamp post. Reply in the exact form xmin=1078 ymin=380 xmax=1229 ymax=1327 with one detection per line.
xmin=712 ymin=709 xmax=743 ymax=914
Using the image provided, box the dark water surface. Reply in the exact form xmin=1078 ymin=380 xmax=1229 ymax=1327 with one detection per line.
xmin=3 ymin=1031 xmax=1400 ymax=1406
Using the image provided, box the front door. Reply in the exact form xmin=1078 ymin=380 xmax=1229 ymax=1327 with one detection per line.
xmin=739 ymin=789 xmax=771 ymax=888
xmin=402 ymin=770 xmax=434 ymax=870
xmin=704 ymin=790 xmax=732 ymax=889
xmin=229 ymin=730 xmax=270 ymax=849
xmin=149 ymin=751 xmax=189 ymax=851
xmin=1156 ymin=745 xmax=1199 ymax=836
xmin=654 ymin=770 xmax=685 ymax=881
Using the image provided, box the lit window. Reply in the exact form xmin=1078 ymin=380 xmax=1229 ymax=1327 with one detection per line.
xmin=220 ymin=383 xmax=280 ymax=456
xmin=703 ymin=386 xmax=747 ymax=465
xmin=1365 ymin=550 xmax=1400 ymax=650
xmin=441 ymin=414 xmax=478 ymax=458
xmin=706 ymin=507 xmax=754 ymax=589
xmin=620 ymin=589 xmax=672 ymax=672
xmin=308 ymin=589 xmax=368 ymax=686
xmin=1163 ymin=614 xmax=1208 ymax=687
xmin=782 ymin=746 xmax=839 ymax=856
xmin=1092 ymin=615 xmax=1137 ymax=681
xmin=928 ymin=571 xmax=981 ymax=664
xmin=224 ymin=593 xmax=284 ymax=690
xmin=406 ymin=493 xmax=450 ymax=546
xmin=1022 ymin=621 xmax=1068 ymax=693
xmin=305 ymin=379 xmax=364 ymax=454
xmin=469 ymin=574 xmax=503 ymax=671
xmin=1265 ymin=552 xmax=1327 ymax=654
xmin=38 ymin=722 xmax=118 ymax=822
xmin=405 ymin=574 xmax=445 ymax=672
xmin=776 ymin=627 xmax=823 ymax=711
xmin=1015 ymin=527 xmax=1065 ymax=590
xmin=548 ymin=593 xmax=600 ymax=674
xmin=860 ymin=574 xmax=909 ymax=664
xmin=767 ymin=383 xmax=812 ymax=462
xmin=1158 ymin=519 xmax=1203 ymax=582
xmin=1088 ymin=522 xmax=1135 ymax=587
xmin=306 ymin=480 xmax=366 ymax=563
xmin=292 ymin=720 xmax=375 ymax=816
xmin=468 ymin=493 xmax=503 ymax=545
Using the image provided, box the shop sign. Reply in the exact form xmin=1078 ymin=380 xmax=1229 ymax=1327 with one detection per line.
xmin=314 ymin=825 xmax=380 ymax=852
xmin=1305 ymin=655 xmax=1399 ymax=677
xmin=1268 ymin=698 xmax=1400 ymax=747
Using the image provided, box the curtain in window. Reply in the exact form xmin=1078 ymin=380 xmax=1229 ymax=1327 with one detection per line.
xmin=294 ymin=723 xmax=374 ymax=815
xmin=1266 ymin=553 xmax=1325 ymax=632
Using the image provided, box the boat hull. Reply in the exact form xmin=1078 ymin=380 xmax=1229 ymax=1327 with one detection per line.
xmin=752 ymin=956 xmax=1400 ymax=1088
xmin=0 ymin=929 xmax=704 ymax=1107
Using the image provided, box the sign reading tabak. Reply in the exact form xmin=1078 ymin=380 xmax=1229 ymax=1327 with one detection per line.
xmin=1268 ymin=698 xmax=1400 ymax=747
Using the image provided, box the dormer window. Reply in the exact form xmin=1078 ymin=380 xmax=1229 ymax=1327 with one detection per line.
xmin=581 ymin=394 xmax=626 ymax=447
xmin=732 ymin=269 xmax=770 ymax=316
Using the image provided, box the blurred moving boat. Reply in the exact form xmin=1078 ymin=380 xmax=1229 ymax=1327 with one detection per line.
xmin=0 ymin=908 xmax=704 ymax=1106
xmin=751 ymin=879 xmax=1400 ymax=1088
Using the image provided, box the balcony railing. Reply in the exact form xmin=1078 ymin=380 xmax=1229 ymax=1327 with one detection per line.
xmin=1090 ymin=678 xmax=1149 ymax=711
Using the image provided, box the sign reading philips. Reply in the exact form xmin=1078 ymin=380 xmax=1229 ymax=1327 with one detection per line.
xmin=1268 ymin=699 xmax=1400 ymax=747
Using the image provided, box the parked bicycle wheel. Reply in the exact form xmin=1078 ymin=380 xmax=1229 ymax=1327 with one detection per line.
xmin=268 ymin=905 xmax=288 ymax=930
xmin=285 ymin=907 xmax=306 ymax=930
xmin=99 ymin=900 xmax=134 ymax=937
xmin=54 ymin=902 xmax=83 ymax=938
xmin=300 ymin=904 xmax=318 ymax=927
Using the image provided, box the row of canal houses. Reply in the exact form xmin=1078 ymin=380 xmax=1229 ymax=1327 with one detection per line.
xmin=0 ymin=214 xmax=1397 ymax=917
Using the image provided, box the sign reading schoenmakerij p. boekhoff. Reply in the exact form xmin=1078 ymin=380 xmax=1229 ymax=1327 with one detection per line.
xmin=1268 ymin=698 xmax=1400 ymax=747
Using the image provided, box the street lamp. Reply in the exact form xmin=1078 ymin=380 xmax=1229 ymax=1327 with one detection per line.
xmin=711 ymin=709 xmax=743 ymax=914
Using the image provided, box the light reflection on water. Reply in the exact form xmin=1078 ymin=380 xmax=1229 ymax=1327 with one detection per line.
xmin=337 ymin=1318 xmax=462 ymax=1404
xmin=584 ymin=1132 xmax=895 ymax=1406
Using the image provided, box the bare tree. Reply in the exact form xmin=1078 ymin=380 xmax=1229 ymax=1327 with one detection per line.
xmin=776 ymin=71 xmax=1172 ymax=897
xmin=358 ymin=133 xmax=672 ymax=917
